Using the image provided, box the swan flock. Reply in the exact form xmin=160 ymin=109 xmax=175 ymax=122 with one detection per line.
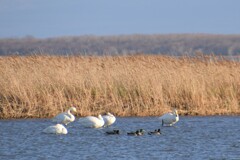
xmin=43 ymin=107 xmax=179 ymax=135
xmin=43 ymin=107 xmax=117 ymax=134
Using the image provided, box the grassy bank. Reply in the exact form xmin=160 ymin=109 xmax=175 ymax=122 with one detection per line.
xmin=0 ymin=55 xmax=239 ymax=119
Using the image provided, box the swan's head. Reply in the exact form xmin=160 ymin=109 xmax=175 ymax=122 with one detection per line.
xmin=69 ymin=107 xmax=77 ymax=112
xmin=174 ymin=109 xmax=178 ymax=115
xmin=172 ymin=109 xmax=178 ymax=115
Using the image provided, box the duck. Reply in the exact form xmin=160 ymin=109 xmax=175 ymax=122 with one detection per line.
xmin=148 ymin=129 xmax=161 ymax=135
xmin=102 ymin=112 xmax=116 ymax=127
xmin=159 ymin=109 xmax=179 ymax=126
xmin=127 ymin=131 xmax=139 ymax=136
xmin=52 ymin=107 xmax=77 ymax=125
xmin=127 ymin=129 xmax=145 ymax=136
xmin=137 ymin=129 xmax=145 ymax=135
xmin=105 ymin=129 xmax=120 ymax=135
xmin=43 ymin=124 xmax=68 ymax=134
xmin=78 ymin=115 xmax=105 ymax=128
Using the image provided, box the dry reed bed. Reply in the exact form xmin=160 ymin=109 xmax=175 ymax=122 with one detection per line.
xmin=0 ymin=55 xmax=239 ymax=119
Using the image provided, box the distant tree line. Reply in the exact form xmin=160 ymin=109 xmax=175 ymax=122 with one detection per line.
xmin=0 ymin=34 xmax=240 ymax=56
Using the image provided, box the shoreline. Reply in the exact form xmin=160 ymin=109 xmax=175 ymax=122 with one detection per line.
xmin=1 ymin=114 xmax=240 ymax=120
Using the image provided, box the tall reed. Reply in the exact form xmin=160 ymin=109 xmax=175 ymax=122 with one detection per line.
xmin=0 ymin=55 xmax=239 ymax=119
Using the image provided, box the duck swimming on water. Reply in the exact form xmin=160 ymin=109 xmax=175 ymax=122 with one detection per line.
xmin=105 ymin=129 xmax=120 ymax=135
xmin=148 ymin=129 xmax=161 ymax=135
xmin=127 ymin=129 xmax=145 ymax=136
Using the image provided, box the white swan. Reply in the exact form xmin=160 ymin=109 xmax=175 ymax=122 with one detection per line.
xmin=78 ymin=115 xmax=105 ymax=128
xmin=159 ymin=109 xmax=179 ymax=126
xmin=43 ymin=124 xmax=68 ymax=134
xmin=52 ymin=107 xmax=77 ymax=125
xmin=102 ymin=112 xmax=116 ymax=127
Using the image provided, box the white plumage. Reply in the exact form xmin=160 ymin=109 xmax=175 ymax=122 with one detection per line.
xmin=43 ymin=124 xmax=68 ymax=134
xmin=102 ymin=112 xmax=116 ymax=127
xmin=78 ymin=115 xmax=104 ymax=128
xmin=52 ymin=107 xmax=77 ymax=125
xmin=159 ymin=109 xmax=179 ymax=126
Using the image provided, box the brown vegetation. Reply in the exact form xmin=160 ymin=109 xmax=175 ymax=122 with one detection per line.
xmin=0 ymin=55 xmax=239 ymax=119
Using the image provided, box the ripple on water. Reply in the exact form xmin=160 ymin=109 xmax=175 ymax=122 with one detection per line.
xmin=0 ymin=117 xmax=240 ymax=160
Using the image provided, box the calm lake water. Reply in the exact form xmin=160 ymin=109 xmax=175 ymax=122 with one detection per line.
xmin=0 ymin=116 xmax=239 ymax=160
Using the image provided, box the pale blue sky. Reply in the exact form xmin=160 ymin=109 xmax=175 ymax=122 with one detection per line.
xmin=0 ymin=0 xmax=240 ymax=38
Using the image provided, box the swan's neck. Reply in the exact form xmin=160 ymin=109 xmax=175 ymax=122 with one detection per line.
xmin=175 ymin=111 xmax=179 ymax=118
xmin=67 ymin=109 xmax=75 ymax=121
xmin=98 ymin=115 xmax=103 ymax=121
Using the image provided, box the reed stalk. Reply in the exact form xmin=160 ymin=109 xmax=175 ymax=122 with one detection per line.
xmin=0 ymin=55 xmax=239 ymax=119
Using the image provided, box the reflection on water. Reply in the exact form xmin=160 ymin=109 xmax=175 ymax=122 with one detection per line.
xmin=0 ymin=116 xmax=240 ymax=160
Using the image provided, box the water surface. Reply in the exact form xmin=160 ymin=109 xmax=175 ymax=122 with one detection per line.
xmin=0 ymin=116 xmax=239 ymax=160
